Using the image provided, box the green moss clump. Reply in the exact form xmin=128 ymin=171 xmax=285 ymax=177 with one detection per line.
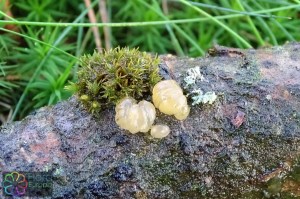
xmin=67 ymin=47 xmax=161 ymax=114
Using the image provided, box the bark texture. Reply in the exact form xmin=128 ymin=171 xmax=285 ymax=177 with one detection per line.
xmin=0 ymin=43 xmax=300 ymax=199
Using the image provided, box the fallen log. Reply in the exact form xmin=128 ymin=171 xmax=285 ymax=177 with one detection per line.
xmin=0 ymin=43 xmax=300 ymax=198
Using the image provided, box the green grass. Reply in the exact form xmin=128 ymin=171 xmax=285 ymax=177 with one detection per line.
xmin=0 ymin=0 xmax=299 ymax=123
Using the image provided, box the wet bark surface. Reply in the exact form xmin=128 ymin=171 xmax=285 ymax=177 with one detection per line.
xmin=0 ymin=43 xmax=300 ymax=198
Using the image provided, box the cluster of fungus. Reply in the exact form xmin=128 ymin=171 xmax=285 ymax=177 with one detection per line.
xmin=115 ymin=79 xmax=189 ymax=138
xmin=68 ymin=47 xmax=190 ymax=138
xmin=115 ymin=97 xmax=156 ymax=134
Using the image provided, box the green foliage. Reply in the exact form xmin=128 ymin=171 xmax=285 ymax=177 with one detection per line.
xmin=12 ymin=0 xmax=77 ymax=22
xmin=67 ymin=47 xmax=161 ymax=114
xmin=1 ymin=26 xmax=76 ymax=120
xmin=111 ymin=0 xmax=172 ymax=54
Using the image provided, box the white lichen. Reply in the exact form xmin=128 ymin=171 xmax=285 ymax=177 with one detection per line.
xmin=184 ymin=66 xmax=205 ymax=88
xmin=183 ymin=66 xmax=217 ymax=106
xmin=189 ymin=89 xmax=217 ymax=105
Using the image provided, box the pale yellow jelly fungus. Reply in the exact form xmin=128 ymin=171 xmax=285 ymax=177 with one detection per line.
xmin=152 ymin=80 xmax=190 ymax=120
xmin=115 ymin=97 xmax=156 ymax=134
xmin=150 ymin=125 xmax=170 ymax=138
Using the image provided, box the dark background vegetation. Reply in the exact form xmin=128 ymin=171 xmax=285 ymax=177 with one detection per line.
xmin=0 ymin=0 xmax=300 ymax=123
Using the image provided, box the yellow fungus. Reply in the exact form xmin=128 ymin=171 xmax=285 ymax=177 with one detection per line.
xmin=152 ymin=80 xmax=190 ymax=120
xmin=115 ymin=97 xmax=156 ymax=134
xmin=150 ymin=124 xmax=170 ymax=138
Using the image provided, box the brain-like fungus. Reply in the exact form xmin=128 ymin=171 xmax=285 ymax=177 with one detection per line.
xmin=152 ymin=80 xmax=190 ymax=120
xmin=115 ymin=97 xmax=156 ymax=134
xmin=150 ymin=125 xmax=170 ymax=138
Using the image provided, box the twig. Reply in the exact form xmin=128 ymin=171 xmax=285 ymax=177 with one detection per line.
xmin=162 ymin=0 xmax=169 ymax=15
xmin=83 ymin=0 xmax=102 ymax=51
xmin=99 ymin=0 xmax=111 ymax=50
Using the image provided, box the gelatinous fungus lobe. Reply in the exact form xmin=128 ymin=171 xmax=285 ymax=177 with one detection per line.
xmin=115 ymin=97 xmax=156 ymax=134
xmin=150 ymin=124 xmax=170 ymax=138
xmin=152 ymin=80 xmax=190 ymax=120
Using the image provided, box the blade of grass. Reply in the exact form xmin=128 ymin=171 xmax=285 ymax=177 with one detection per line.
xmin=178 ymin=0 xmax=252 ymax=48
xmin=165 ymin=24 xmax=185 ymax=56
xmin=0 ymin=27 xmax=77 ymax=59
xmin=250 ymin=1 xmax=296 ymax=42
xmin=58 ymin=59 xmax=77 ymax=88
xmin=151 ymin=0 xmax=184 ymax=56
xmin=235 ymin=0 xmax=264 ymax=46
xmin=138 ymin=0 xmax=204 ymax=55
xmin=80 ymin=27 xmax=93 ymax=53
xmin=184 ymin=1 xmax=291 ymax=19
xmin=73 ymin=4 xmax=85 ymax=81
xmin=0 ymin=10 xmax=17 ymax=21
xmin=10 ymin=0 xmax=99 ymax=121
xmin=0 ymin=4 xmax=298 ymax=28
xmin=271 ymin=18 xmax=295 ymax=41
xmin=0 ymin=62 xmax=5 ymax=75
xmin=242 ymin=2 xmax=278 ymax=45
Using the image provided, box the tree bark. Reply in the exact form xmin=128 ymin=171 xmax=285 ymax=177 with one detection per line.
xmin=0 ymin=43 xmax=300 ymax=198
